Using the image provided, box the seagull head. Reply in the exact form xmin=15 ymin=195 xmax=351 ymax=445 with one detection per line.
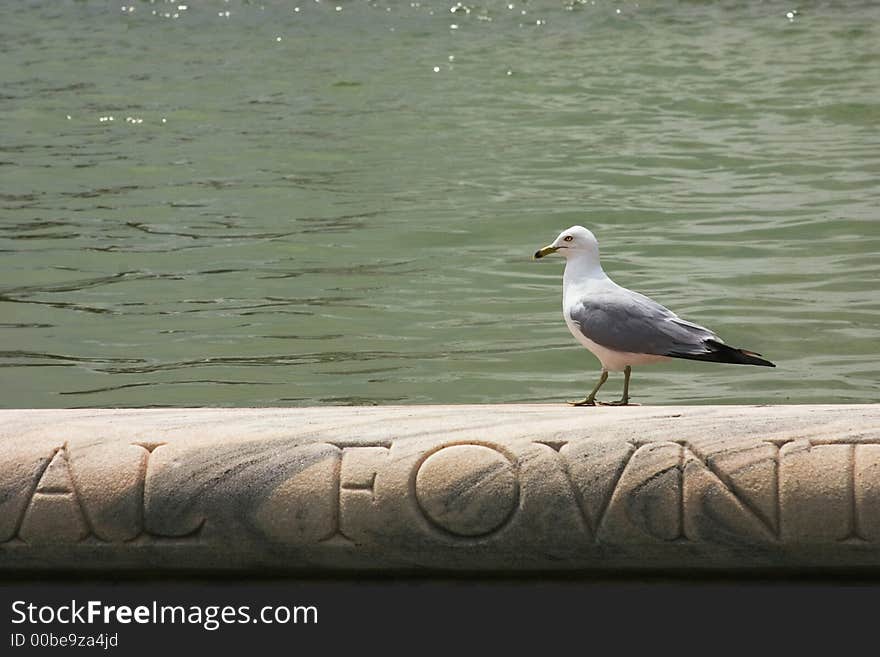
xmin=533 ymin=225 xmax=600 ymax=261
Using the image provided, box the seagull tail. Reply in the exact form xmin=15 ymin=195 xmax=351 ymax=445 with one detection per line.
xmin=670 ymin=340 xmax=776 ymax=367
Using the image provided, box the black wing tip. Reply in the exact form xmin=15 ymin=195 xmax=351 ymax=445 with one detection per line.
xmin=736 ymin=347 xmax=776 ymax=367
xmin=669 ymin=341 xmax=776 ymax=367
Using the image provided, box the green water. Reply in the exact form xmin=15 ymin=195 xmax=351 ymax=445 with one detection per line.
xmin=1 ymin=1 xmax=878 ymax=408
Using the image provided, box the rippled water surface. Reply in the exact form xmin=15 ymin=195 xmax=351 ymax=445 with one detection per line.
xmin=1 ymin=1 xmax=878 ymax=407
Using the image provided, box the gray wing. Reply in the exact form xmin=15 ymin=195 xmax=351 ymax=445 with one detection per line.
xmin=568 ymin=289 xmax=720 ymax=357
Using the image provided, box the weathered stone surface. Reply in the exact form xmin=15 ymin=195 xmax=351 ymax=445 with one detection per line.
xmin=1 ymin=405 xmax=879 ymax=572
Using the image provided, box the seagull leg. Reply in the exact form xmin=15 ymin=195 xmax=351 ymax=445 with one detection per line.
xmin=598 ymin=365 xmax=638 ymax=406
xmin=568 ymin=370 xmax=608 ymax=406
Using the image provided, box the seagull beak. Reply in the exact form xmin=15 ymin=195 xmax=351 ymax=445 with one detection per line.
xmin=533 ymin=245 xmax=558 ymax=259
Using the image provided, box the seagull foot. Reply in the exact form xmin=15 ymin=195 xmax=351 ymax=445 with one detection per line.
xmin=597 ymin=400 xmax=640 ymax=406
xmin=567 ymin=398 xmax=597 ymax=407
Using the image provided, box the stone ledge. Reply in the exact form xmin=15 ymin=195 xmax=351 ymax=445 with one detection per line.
xmin=1 ymin=405 xmax=879 ymax=573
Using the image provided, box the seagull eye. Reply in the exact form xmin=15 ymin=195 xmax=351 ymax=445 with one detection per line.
xmin=563 ymin=235 xmax=573 ymax=242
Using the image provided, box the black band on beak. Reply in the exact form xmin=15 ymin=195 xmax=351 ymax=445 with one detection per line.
xmin=533 ymin=245 xmax=558 ymax=259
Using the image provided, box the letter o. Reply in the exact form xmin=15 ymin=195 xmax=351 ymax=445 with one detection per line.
xmin=414 ymin=444 xmax=518 ymax=538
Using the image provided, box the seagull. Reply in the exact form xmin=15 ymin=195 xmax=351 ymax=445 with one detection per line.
xmin=534 ymin=225 xmax=774 ymax=406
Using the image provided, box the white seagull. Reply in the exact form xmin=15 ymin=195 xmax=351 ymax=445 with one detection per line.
xmin=534 ymin=225 xmax=774 ymax=406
